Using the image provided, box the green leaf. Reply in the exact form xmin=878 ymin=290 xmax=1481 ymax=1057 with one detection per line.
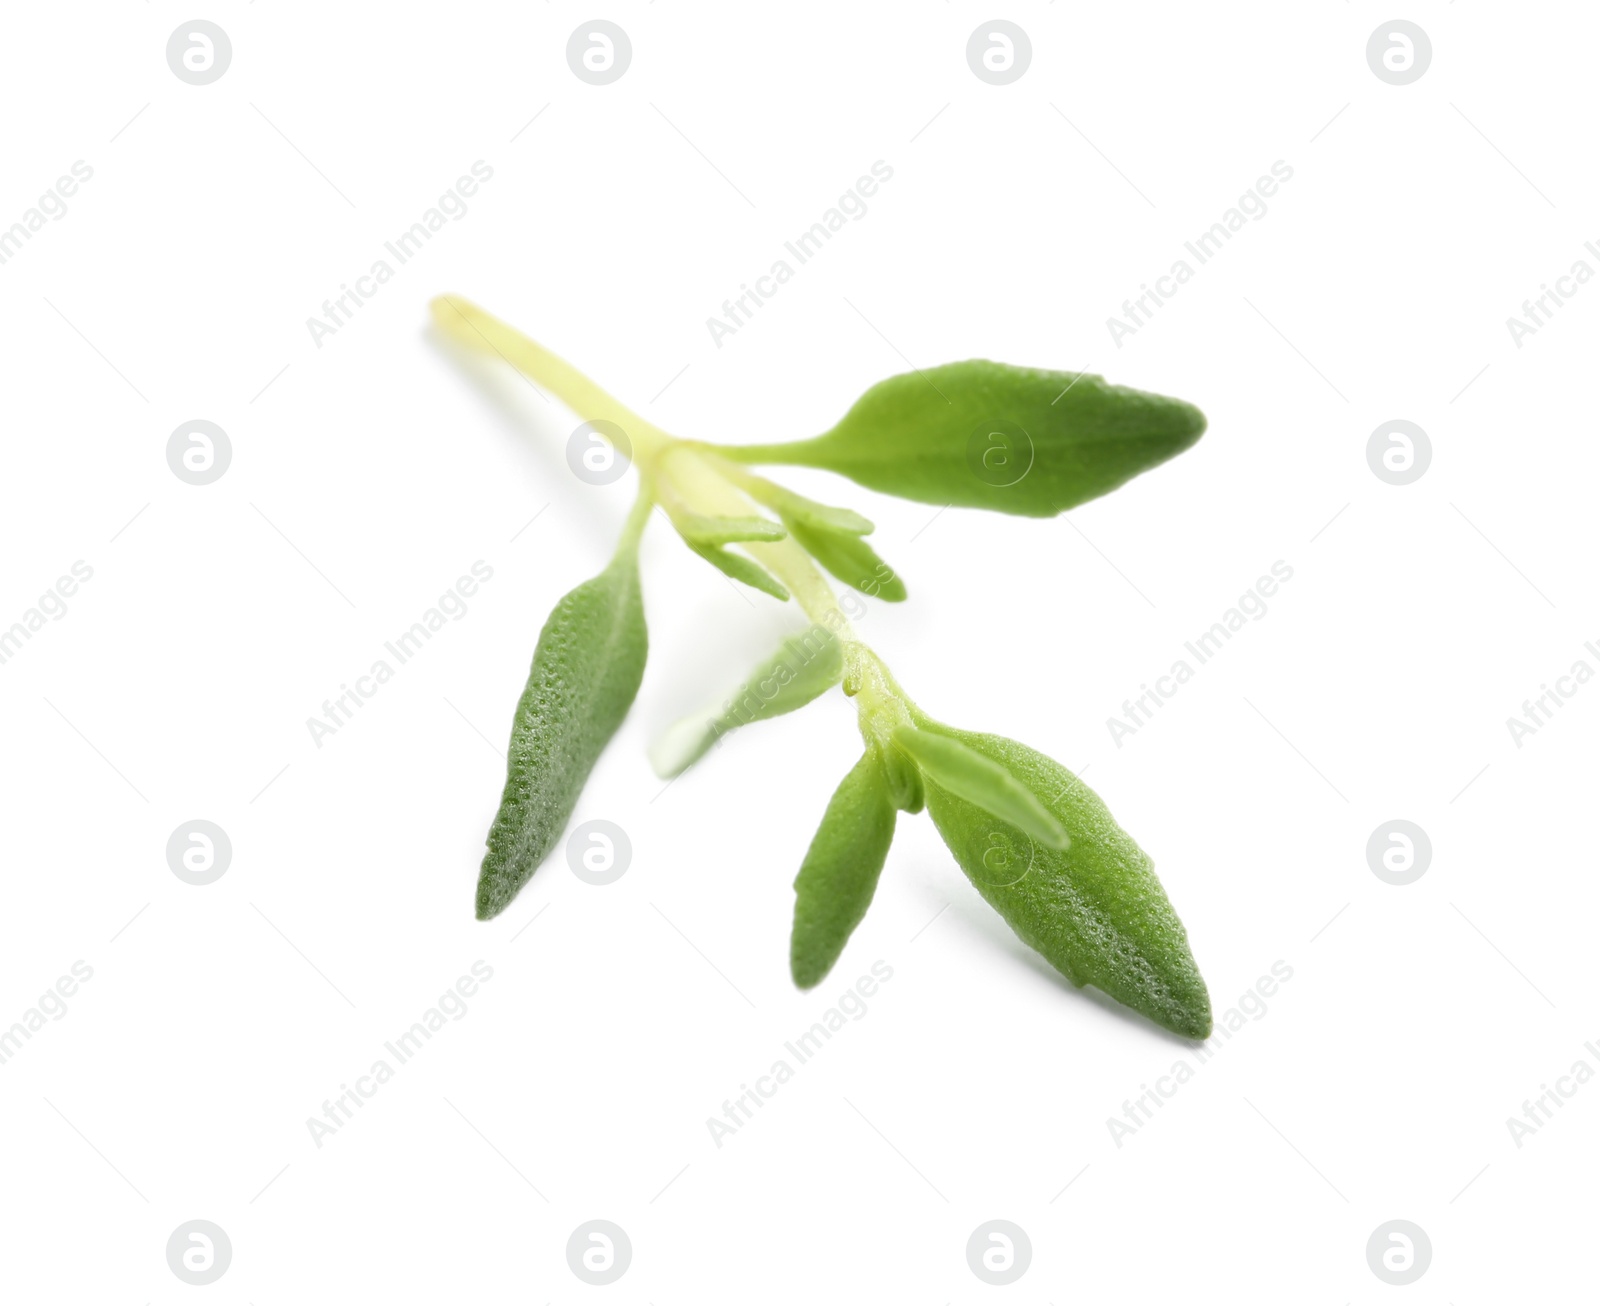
xmin=733 ymin=476 xmax=874 ymax=536
xmin=650 ymin=626 xmax=843 ymax=778
xmin=891 ymin=725 xmax=1069 ymax=850
xmin=786 ymin=519 xmax=906 ymax=602
xmin=477 ymin=553 xmax=648 ymax=919
xmin=688 ymin=541 xmax=790 ymax=601
xmin=878 ymin=743 xmax=925 ymax=814
xmin=671 ymin=513 xmax=787 ymax=546
xmin=918 ymin=725 xmax=1211 ymax=1038
xmin=722 ymin=361 xmax=1205 ymax=518
xmin=791 ymin=751 xmax=896 ymax=988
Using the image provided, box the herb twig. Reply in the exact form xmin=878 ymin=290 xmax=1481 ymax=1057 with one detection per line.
xmin=433 ymin=294 xmax=1212 ymax=1038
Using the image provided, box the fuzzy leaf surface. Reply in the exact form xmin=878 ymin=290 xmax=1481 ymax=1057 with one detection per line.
xmin=919 ymin=725 xmax=1211 ymax=1038
xmin=477 ymin=557 xmax=647 ymax=919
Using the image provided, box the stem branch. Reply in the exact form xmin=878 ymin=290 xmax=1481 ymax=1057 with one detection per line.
xmin=430 ymin=296 xmax=671 ymax=461
xmin=434 ymin=295 xmax=916 ymax=741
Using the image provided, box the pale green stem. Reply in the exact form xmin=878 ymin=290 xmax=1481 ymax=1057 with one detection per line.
xmin=433 ymin=295 xmax=916 ymax=741
xmin=654 ymin=446 xmax=857 ymax=642
xmin=612 ymin=479 xmax=655 ymax=563
xmin=430 ymin=295 xmax=672 ymax=462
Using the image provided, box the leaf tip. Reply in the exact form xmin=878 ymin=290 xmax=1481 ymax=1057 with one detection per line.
xmin=1143 ymin=956 xmax=1211 ymax=1039
xmin=790 ymin=956 xmax=826 ymax=990
xmin=1163 ymin=995 xmax=1212 ymax=1041
xmin=648 ymin=715 xmax=712 ymax=780
xmin=1171 ymin=398 xmax=1208 ymax=451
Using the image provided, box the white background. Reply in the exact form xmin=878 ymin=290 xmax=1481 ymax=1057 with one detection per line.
xmin=2 ymin=2 xmax=1596 ymax=1301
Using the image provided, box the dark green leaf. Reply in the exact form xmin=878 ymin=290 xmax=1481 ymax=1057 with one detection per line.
xmin=723 ymin=361 xmax=1205 ymax=518
xmin=791 ymin=751 xmax=896 ymax=988
xmin=477 ymin=554 xmax=648 ymax=919
xmin=650 ymin=626 xmax=842 ymax=777
xmin=919 ymin=725 xmax=1211 ymax=1038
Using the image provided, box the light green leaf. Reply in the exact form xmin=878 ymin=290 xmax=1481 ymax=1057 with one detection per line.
xmin=791 ymin=751 xmax=896 ymax=988
xmin=650 ymin=626 xmax=843 ymax=778
xmin=920 ymin=725 xmax=1211 ymax=1039
xmin=892 ymin=725 xmax=1069 ymax=850
xmin=878 ymin=743 xmax=925 ymax=814
xmin=786 ymin=519 xmax=906 ymax=602
xmin=477 ymin=552 xmax=648 ymax=919
xmin=688 ymin=541 xmax=790 ymax=601
xmin=671 ymin=513 xmax=787 ymax=546
xmin=722 ymin=361 xmax=1206 ymax=518
xmin=733 ymin=476 xmax=874 ymax=536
